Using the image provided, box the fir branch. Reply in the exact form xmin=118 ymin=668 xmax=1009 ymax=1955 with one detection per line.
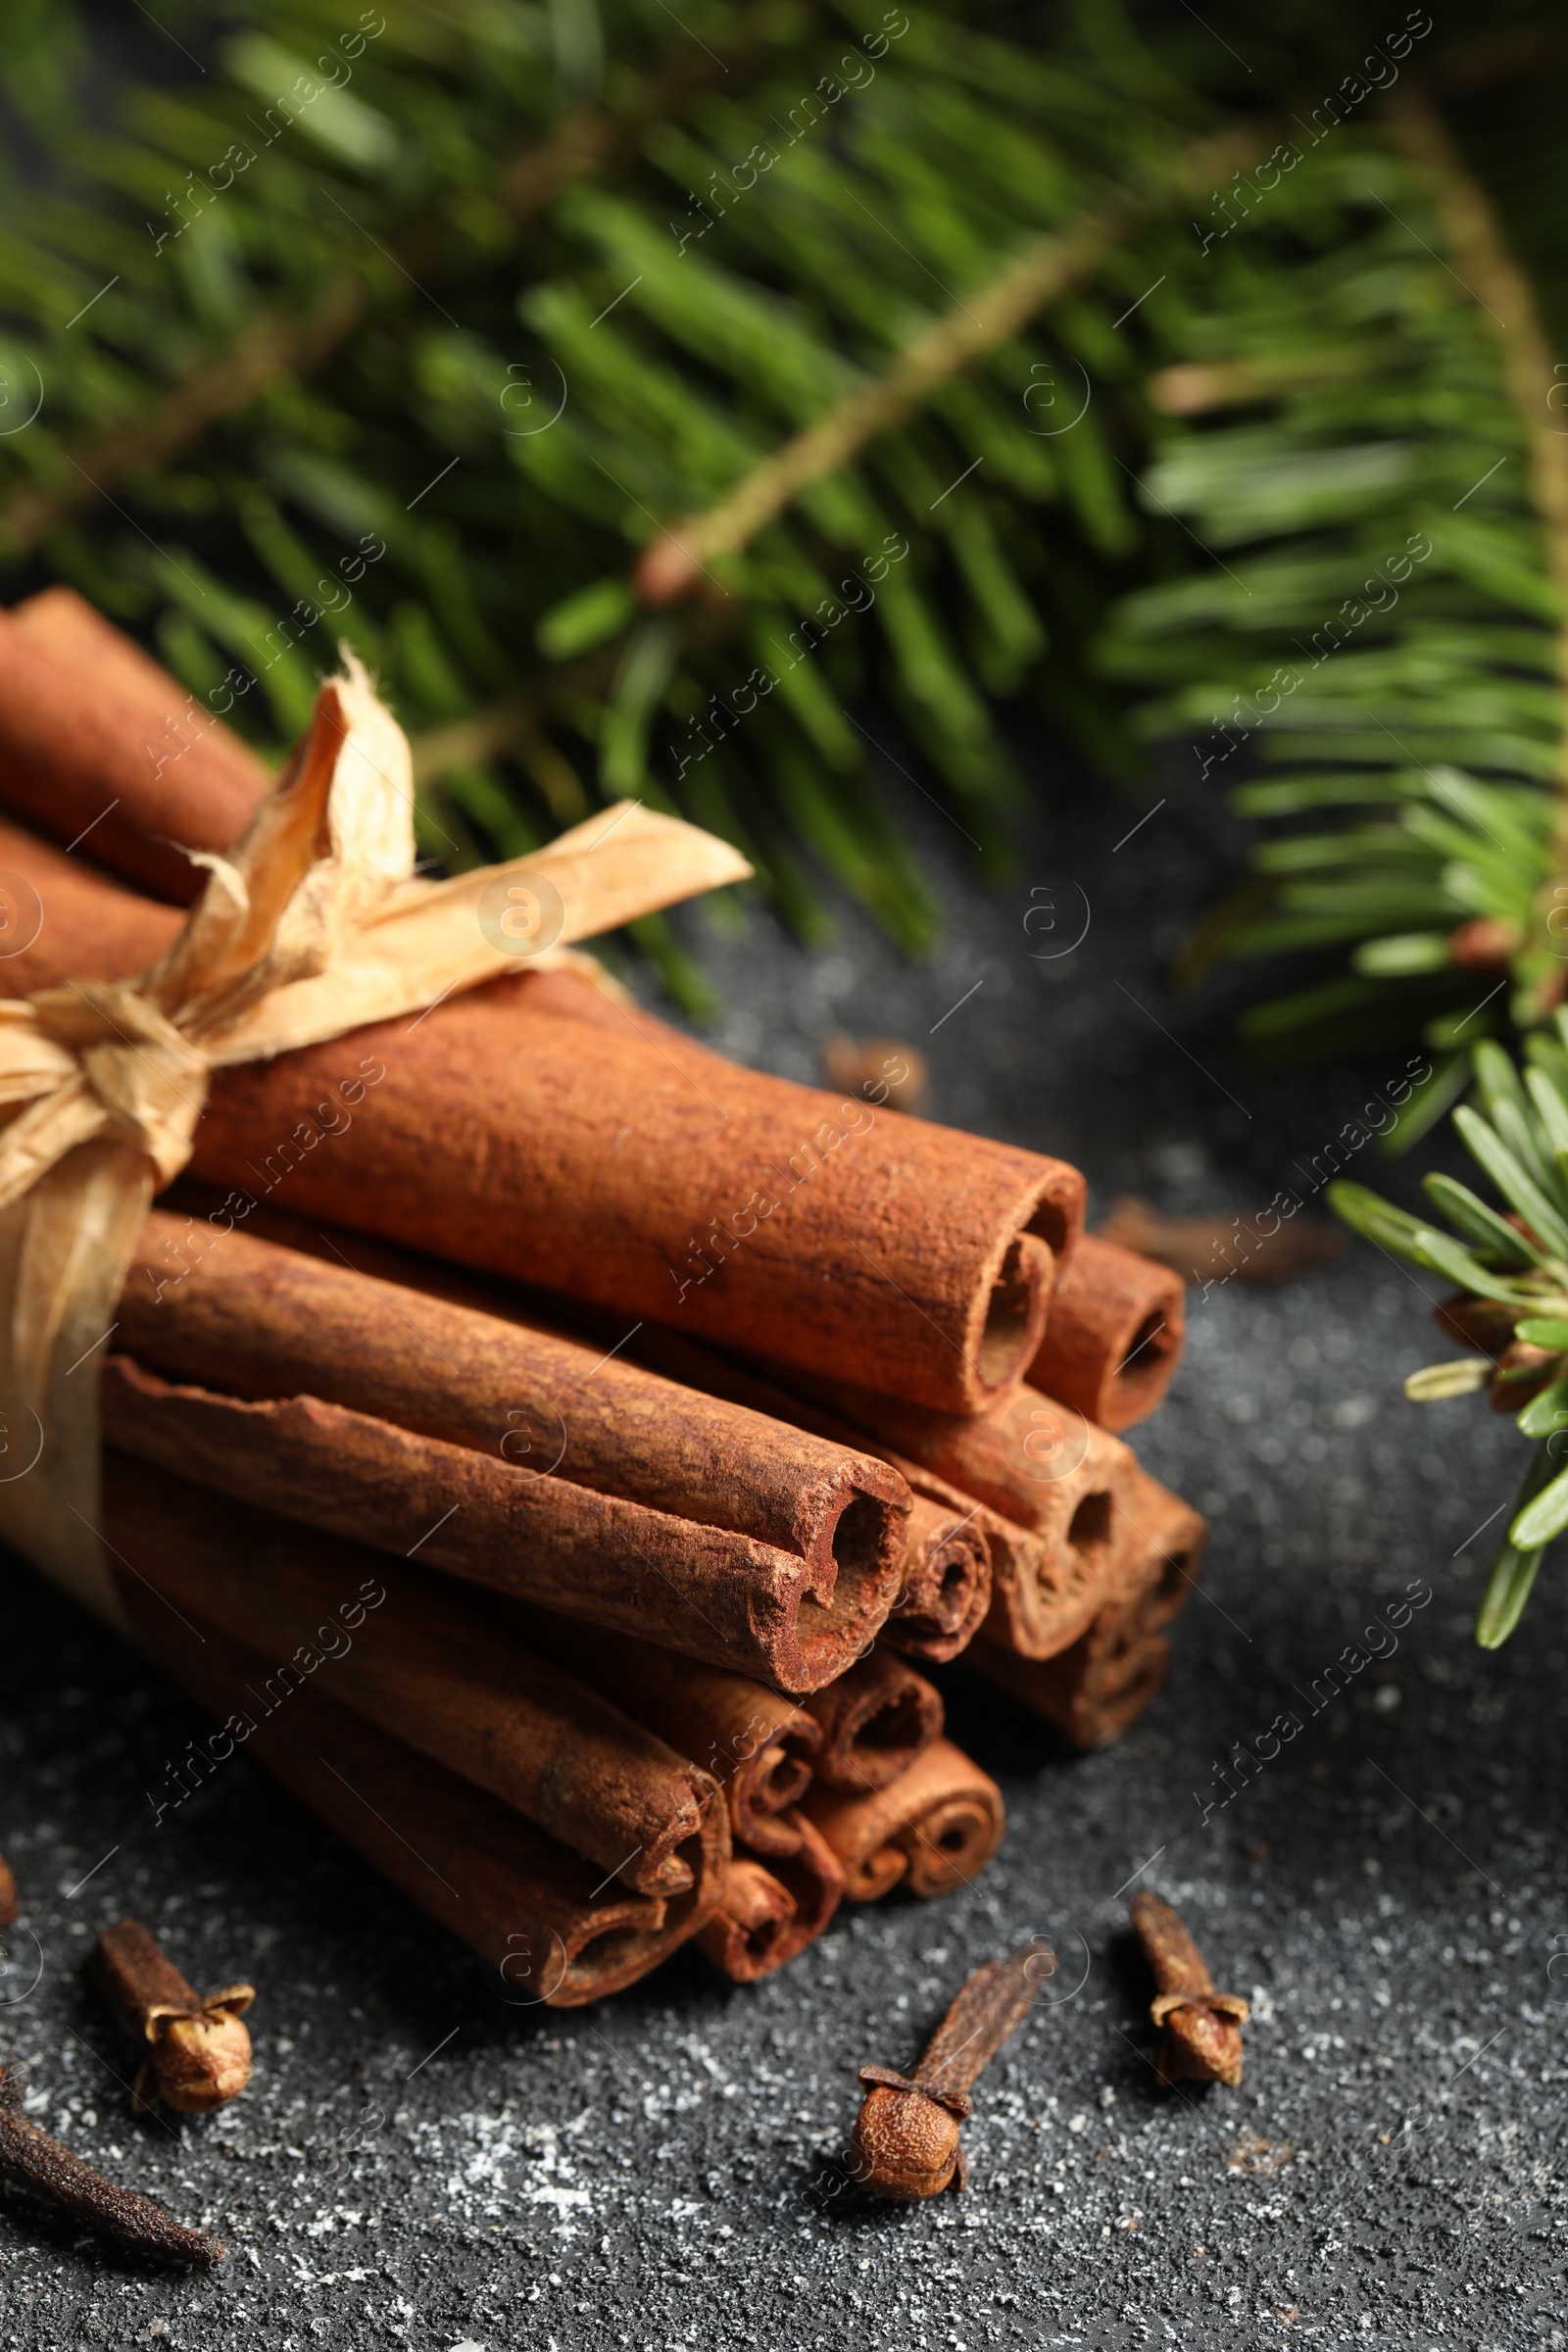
xmin=0 ymin=278 xmax=365 ymax=556
xmin=1387 ymin=93 xmax=1568 ymax=795
xmin=0 ymin=1 xmax=789 ymax=555
xmin=633 ymin=120 xmax=1272 ymax=606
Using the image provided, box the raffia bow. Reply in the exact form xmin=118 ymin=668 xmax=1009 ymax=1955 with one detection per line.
xmin=0 ymin=656 xmax=749 ymax=1620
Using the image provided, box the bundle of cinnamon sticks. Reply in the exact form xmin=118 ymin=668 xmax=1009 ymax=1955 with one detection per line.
xmin=0 ymin=590 xmax=1203 ymax=2005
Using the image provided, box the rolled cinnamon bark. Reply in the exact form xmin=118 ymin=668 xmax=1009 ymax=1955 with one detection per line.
xmin=0 ymin=815 xmax=179 ymax=993
xmin=1025 ymin=1234 xmax=1187 ymax=1431
xmin=698 ymin=1858 xmax=796 ymax=1982
xmin=971 ymin=1469 xmax=1206 ymax=1748
xmin=1107 ymin=1465 xmax=1207 ymax=1619
xmin=111 ymin=1574 xmax=717 ymax=2004
xmin=0 ymin=591 xmax=270 ymax=905
xmin=602 ymin=1324 xmax=995 ymax=1664
xmin=195 ymin=997 xmax=1075 ymax=1416
xmin=969 ymin=1609 xmax=1171 ymax=1752
xmin=696 ymin=1813 xmax=844 ymax=1984
xmin=122 ymin=1211 xmax=906 ymax=1585
xmin=516 ymin=1607 xmax=820 ymax=1861
xmin=802 ymin=1647 xmax=943 ymax=1793
xmin=100 ymin=1452 xmax=720 ymax=1899
xmin=888 ymin=1495 xmax=992 ymax=1665
xmin=0 ymin=817 xmax=1081 ymax=1416
xmin=101 ymin=1353 xmax=883 ymax=1696
xmin=759 ymin=1366 xmax=1139 ymax=1660
xmin=804 ymin=1739 xmax=1004 ymax=1901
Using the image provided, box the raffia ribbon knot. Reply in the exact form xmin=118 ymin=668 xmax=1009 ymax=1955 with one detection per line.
xmin=0 ymin=653 xmax=749 ymax=1620
xmin=21 ymin=983 xmax=211 ymax=1189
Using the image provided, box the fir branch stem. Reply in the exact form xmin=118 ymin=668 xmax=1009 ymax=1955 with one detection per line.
xmin=1386 ymin=96 xmax=1568 ymax=808
xmin=633 ymin=121 xmax=1274 ymax=605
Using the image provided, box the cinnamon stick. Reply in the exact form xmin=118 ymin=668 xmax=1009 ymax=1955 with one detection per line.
xmin=802 ymin=1647 xmax=943 ymax=1792
xmin=804 ymin=1739 xmax=1004 ymax=1901
xmin=101 ymin=1452 xmax=723 ymax=1898
xmin=0 ymin=590 xmax=270 ymax=905
xmin=515 ymin=1606 xmax=820 ymax=1861
xmin=114 ymin=1570 xmax=721 ymax=2005
xmin=598 ymin=1323 xmax=1000 ymax=1662
xmin=968 ymin=1470 xmax=1204 ymax=1747
xmin=759 ymin=1363 xmax=1140 ymax=1658
xmin=0 ymin=1852 xmax=15 ymax=1929
xmin=208 ymin=1215 xmax=999 ymax=1669
xmin=1025 ymin=1234 xmax=1187 ymax=1430
xmin=697 ymin=1857 xmax=797 ymax=1984
xmin=696 ymin=1812 xmax=844 ymax=1984
xmin=105 ymin=1212 xmax=909 ymax=1692
xmin=886 ymin=1494 xmax=992 ymax=1664
xmin=105 ymin=1353 xmax=873 ymax=1693
xmin=969 ymin=1610 xmax=1172 ymax=1751
xmin=0 ymin=814 xmax=1082 ymax=1418
xmin=197 ymin=986 xmax=1077 ymax=1416
xmin=1107 ymin=1468 xmax=1207 ymax=1617
xmin=122 ymin=1209 xmax=906 ymax=1587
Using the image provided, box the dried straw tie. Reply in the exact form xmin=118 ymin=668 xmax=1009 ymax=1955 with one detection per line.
xmin=0 ymin=656 xmax=750 ymax=1620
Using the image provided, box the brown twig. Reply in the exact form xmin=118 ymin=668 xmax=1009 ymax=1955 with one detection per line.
xmin=88 ymin=1922 xmax=254 ymax=2116
xmin=850 ymin=1940 xmax=1053 ymax=2199
xmin=1130 ymin=1891 xmax=1248 ymax=2088
xmin=634 ymin=121 xmax=1274 ymax=605
xmin=1096 ymin=1197 xmax=1347 ymax=1285
xmin=0 ymin=2068 xmax=223 ymax=2265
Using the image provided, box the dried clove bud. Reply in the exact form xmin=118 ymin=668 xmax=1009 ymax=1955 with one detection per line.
xmin=850 ymin=1939 xmax=1052 ymax=2199
xmin=88 ymin=1920 xmax=254 ymax=2115
xmin=0 ymin=1852 xmax=16 ymax=1931
xmin=0 ymin=2068 xmax=222 ymax=2265
xmin=1131 ymin=1890 xmax=1248 ymax=2088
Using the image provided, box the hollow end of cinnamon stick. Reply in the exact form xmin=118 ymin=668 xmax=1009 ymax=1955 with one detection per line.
xmin=804 ymin=1648 xmax=944 ymax=1793
xmin=972 ymin=1231 xmax=1055 ymax=1404
xmin=884 ymin=1495 xmax=992 ymax=1664
xmin=699 ymin=1812 xmax=844 ymax=1983
xmin=805 ymin=1738 xmax=1004 ymax=1902
xmin=697 ymin=1860 xmax=798 ymax=1983
xmin=1027 ymin=1234 xmax=1187 ymax=1431
xmin=514 ymin=1603 xmax=823 ymax=1865
xmin=966 ymin=1465 xmax=1200 ymax=1750
xmin=728 ymin=1744 xmax=816 ymax=1855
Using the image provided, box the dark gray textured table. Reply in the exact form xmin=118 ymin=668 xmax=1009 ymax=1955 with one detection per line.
xmin=1 ymin=756 xmax=1564 ymax=2351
